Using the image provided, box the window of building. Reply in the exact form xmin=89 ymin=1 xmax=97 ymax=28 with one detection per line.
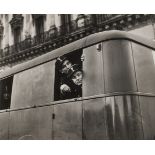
xmin=60 ymin=14 xmax=71 ymax=34
xmin=35 ymin=16 xmax=44 ymax=35
xmin=10 ymin=14 xmax=23 ymax=44
xmin=14 ymin=27 xmax=21 ymax=44
xmin=0 ymin=76 xmax=13 ymax=110
xmin=54 ymin=50 xmax=83 ymax=101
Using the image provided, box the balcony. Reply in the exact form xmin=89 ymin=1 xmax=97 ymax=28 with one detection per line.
xmin=0 ymin=14 xmax=152 ymax=67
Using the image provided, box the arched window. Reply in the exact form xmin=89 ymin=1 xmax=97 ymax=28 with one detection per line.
xmin=10 ymin=14 xmax=23 ymax=44
xmin=32 ymin=14 xmax=45 ymax=35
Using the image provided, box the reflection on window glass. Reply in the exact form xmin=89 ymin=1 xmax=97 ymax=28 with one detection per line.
xmin=105 ymin=95 xmax=143 ymax=139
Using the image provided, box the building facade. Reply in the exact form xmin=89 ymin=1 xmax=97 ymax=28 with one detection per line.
xmin=0 ymin=14 xmax=154 ymax=70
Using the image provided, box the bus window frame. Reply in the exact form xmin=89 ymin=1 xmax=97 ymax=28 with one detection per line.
xmin=0 ymin=75 xmax=13 ymax=111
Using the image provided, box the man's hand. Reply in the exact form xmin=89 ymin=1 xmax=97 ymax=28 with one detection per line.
xmin=60 ymin=84 xmax=71 ymax=94
xmin=81 ymin=54 xmax=85 ymax=62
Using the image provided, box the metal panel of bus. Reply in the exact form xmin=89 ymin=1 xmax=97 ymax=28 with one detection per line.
xmin=34 ymin=105 xmax=53 ymax=140
xmin=9 ymin=108 xmax=36 ymax=140
xmin=0 ymin=112 xmax=9 ymax=139
xmin=139 ymin=96 xmax=155 ymax=139
xmin=53 ymin=101 xmax=82 ymax=140
xmin=83 ymin=98 xmax=108 ymax=139
xmin=103 ymin=40 xmax=137 ymax=93
xmin=83 ymin=44 xmax=104 ymax=97
xmin=105 ymin=95 xmax=143 ymax=139
xmin=132 ymin=43 xmax=155 ymax=93
xmin=11 ymin=60 xmax=55 ymax=109
xmin=9 ymin=105 xmax=53 ymax=140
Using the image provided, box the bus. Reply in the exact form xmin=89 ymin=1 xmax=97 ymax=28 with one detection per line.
xmin=0 ymin=30 xmax=155 ymax=140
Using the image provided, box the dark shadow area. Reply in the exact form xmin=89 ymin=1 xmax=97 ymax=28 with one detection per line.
xmin=54 ymin=50 xmax=82 ymax=101
xmin=0 ymin=76 xmax=13 ymax=110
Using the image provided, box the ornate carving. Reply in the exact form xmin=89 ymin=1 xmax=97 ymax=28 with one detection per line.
xmin=3 ymin=44 xmax=10 ymax=56
xmin=24 ymin=31 xmax=31 ymax=39
xmin=49 ymin=25 xmax=57 ymax=37
xmin=10 ymin=14 xmax=23 ymax=30
xmin=76 ymin=14 xmax=86 ymax=27
xmin=0 ymin=20 xmax=4 ymax=37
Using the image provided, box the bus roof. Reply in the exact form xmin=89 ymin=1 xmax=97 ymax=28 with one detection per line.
xmin=0 ymin=30 xmax=155 ymax=79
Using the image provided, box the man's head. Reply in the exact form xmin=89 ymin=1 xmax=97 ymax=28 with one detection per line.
xmin=67 ymin=64 xmax=83 ymax=86
xmin=61 ymin=59 xmax=72 ymax=74
xmin=56 ymin=56 xmax=72 ymax=74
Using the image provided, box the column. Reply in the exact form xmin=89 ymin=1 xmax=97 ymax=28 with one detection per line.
xmin=45 ymin=14 xmax=55 ymax=31
xmin=29 ymin=15 xmax=35 ymax=37
xmin=8 ymin=14 xmax=13 ymax=46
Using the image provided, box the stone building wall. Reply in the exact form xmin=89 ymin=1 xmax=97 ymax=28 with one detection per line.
xmin=0 ymin=14 xmax=154 ymax=70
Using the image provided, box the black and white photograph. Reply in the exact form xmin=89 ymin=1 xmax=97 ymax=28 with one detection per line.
xmin=0 ymin=1 xmax=155 ymax=154
xmin=0 ymin=14 xmax=155 ymax=140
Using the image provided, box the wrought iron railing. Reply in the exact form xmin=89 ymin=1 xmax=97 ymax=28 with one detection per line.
xmin=0 ymin=14 xmax=152 ymax=66
xmin=0 ymin=15 xmax=121 ymax=57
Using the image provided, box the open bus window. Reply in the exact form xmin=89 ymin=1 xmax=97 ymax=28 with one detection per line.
xmin=0 ymin=76 xmax=13 ymax=110
xmin=54 ymin=50 xmax=83 ymax=101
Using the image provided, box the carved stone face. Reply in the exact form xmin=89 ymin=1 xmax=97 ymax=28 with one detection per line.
xmin=71 ymin=71 xmax=83 ymax=86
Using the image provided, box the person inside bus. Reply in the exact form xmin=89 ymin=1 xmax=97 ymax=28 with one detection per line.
xmin=67 ymin=64 xmax=83 ymax=98
xmin=56 ymin=55 xmax=73 ymax=99
xmin=55 ymin=52 xmax=84 ymax=100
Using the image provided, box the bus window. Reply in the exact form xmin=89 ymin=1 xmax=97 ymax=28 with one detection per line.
xmin=0 ymin=76 xmax=13 ymax=110
xmin=54 ymin=50 xmax=83 ymax=101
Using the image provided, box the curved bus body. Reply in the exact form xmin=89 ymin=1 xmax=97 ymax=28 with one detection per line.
xmin=0 ymin=30 xmax=155 ymax=139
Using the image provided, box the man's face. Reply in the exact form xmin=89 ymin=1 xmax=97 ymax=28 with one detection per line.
xmin=72 ymin=71 xmax=83 ymax=86
xmin=61 ymin=60 xmax=72 ymax=74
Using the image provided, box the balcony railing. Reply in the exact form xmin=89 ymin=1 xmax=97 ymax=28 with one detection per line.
xmin=0 ymin=14 xmax=152 ymax=66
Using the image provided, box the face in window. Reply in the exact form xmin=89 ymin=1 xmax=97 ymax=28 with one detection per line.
xmin=61 ymin=60 xmax=72 ymax=74
xmin=71 ymin=71 xmax=83 ymax=86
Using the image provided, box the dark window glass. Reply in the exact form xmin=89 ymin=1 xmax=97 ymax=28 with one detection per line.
xmin=35 ymin=16 xmax=44 ymax=35
xmin=54 ymin=50 xmax=83 ymax=101
xmin=14 ymin=27 xmax=21 ymax=44
xmin=0 ymin=76 xmax=13 ymax=110
xmin=60 ymin=14 xmax=71 ymax=34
